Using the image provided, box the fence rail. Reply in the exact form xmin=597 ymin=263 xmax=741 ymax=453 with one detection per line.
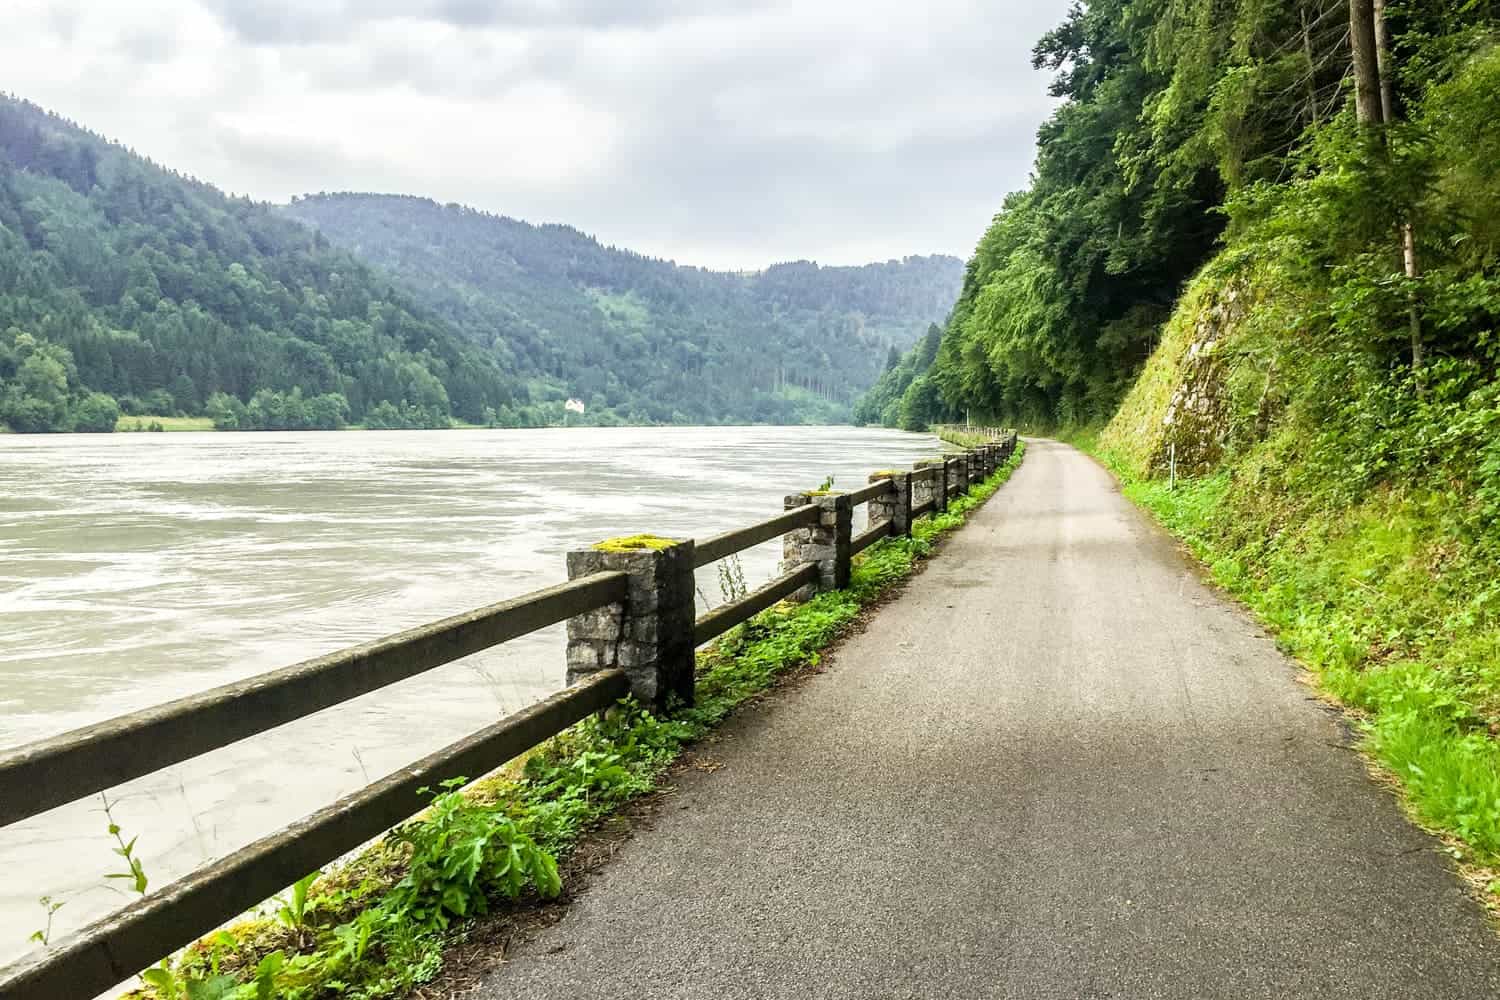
xmin=694 ymin=561 xmax=820 ymax=646
xmin=0 ymin=672 xmax=629 ymax=1000
xmin=694 ymin=504 xmax=818 ymax=567
xmin=0 ymin=571 xmax=630 ymax=828
xmin=843 ymin=477 xmax=893 ymax=506
xmin=851 ymin=520 xmax=891 ymax=556
xmin=0 ymin=428 xmax=1018 ymax=1000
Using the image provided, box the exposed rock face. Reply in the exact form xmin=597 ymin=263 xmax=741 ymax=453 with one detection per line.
xmin=1158 ymin=285 xmax=1247 ymax=476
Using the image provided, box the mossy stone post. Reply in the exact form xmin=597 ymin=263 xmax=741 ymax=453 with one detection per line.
xmin=909 ymin=465 xmax=930 ymax=513
xmin=566 ymin=536 xmax=696 ymax=709
xmin=867 ymin=471 xmax=912 ymax=538
xmin=955 ymin=454 xmax=971 ymax=495
xmin=782 ymin=491 xmax=853 ymax=600
xmin=916 ymin=459 xmax=947 ymax=513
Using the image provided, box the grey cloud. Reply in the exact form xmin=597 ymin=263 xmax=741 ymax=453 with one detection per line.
xmin=114 ymin=28 xmax=180 ymax=65
xmin=7 ymin=0 xmax=1069 ymax=268
xmin=200 ymin=0 xmax=744 ymax=45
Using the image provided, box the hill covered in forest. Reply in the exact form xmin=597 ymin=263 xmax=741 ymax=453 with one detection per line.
xmin=0 ymin=96 xmax=961 ymax=432
xmin=280 ymin=193 xmax=962 ymax=425
xmin=0 ymin=95 xmax=524 ymax=432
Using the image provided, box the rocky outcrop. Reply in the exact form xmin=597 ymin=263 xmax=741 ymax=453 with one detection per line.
xmin=1159 ymin=285 xmax=1247 ymax=476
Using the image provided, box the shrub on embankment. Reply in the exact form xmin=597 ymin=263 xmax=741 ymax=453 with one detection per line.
xmin=120 ymin=447 xmax=1025 ymax=1000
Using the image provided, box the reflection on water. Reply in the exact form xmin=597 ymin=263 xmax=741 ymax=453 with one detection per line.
xmin=0 ymin=425 xmax=941 ymax=956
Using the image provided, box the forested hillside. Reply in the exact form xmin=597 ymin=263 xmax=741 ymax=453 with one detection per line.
xmin=918 ymin=0 xmax=1500 ymax=868
xmin=850 ymin=323 xmax=944 ymax=429
xmin=0 ymin=95 xmax=522 ymax=432
xmin=281 ymin=194 xmax=961 ymax=426
xmin=0 ymin=98 xmax=960 ymax=433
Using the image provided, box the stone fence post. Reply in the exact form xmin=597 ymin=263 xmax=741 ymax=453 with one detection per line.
xmin=566 ymin=537 xmax=696 ymax=708
xmin=867 ymin=471 xmax=912 ymax=538
xmin=915 ymin=459 xmax=947 ymax=513
xmin=782 ymin=492 xmax=852 ymax=600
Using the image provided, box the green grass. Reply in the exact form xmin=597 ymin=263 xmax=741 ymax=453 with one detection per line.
xmin=932 ymin=425 xmax=1014 ymax=450
xmin=127 ymin=445 xmax=1027 ymax=1000
xmin=1081 ymin=437 xmax=1500 ymax=881
xmin=115 ymin=415 xmax=216 ymax=432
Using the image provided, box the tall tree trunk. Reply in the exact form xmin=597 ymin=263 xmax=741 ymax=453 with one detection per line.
xmin=1403 ymin=222 xmax=1423 ymax=375
xmin=1369 ymin=0 xmax=1424 ymax=379
xmin=1348 ymin=0 xmax=1383 ymax=126
xmin=1372 ymin=0 xmax=1397 ymax=123
xmin=1302 ymin=2 xmax=1321 ymax=126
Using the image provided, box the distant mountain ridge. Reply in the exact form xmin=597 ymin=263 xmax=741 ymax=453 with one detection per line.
xmin=280 ymin=194 xmax=963 ymax=425
xmin=0 ymin=93 xmax=961 ymax=431
xmin=0 ymin=95 xmax=518 ymax=431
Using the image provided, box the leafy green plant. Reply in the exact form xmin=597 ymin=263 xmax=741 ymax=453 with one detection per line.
xmin=29 ymin=894 xmax=63 ymax=946
xmin=716 ymin=553 xmax=748 ymax=603
xmin=100 ymin=793 xmax=148 ymax=895
xmin=386 ymin=779 xmax=561 ymax=931
xmin=275 ymin=870 xmax=322 ymax=946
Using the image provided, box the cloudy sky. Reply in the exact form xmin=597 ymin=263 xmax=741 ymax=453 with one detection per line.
xmin=6 ymin=1 xmax=1068 ymax=270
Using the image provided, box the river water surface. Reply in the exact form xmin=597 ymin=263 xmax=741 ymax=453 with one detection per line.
xmin=0 ymin=425 xmax=943 ymax=958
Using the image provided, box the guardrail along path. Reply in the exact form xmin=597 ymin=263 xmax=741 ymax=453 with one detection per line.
xmin=480 ymin=439 xmax=1500 ymax=1000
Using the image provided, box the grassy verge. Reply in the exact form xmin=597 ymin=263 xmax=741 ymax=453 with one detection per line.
xmin=1074 ymin=432 xmax=1500 ymax=904
xmin=115 ymin=415 xmax=217 ymax=432
xmin=931 ymin=425 xmax=1014 ymax=449
xmin=120 ymin=443 xmax=1027 ymax=1000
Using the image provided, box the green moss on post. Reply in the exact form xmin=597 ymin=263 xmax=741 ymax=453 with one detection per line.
xmin=592 ymin=534 xmax=681 ymax=553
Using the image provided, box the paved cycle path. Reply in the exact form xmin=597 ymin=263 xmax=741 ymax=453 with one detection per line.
xmin=479 ymin=439 xmax=1500 ymax=999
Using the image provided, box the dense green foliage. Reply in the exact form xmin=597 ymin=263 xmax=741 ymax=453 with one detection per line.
xmin=929 ymin=0 xmax=1500 ymax=428
xmin=129 ymin=449 xmax=1026 ymax=1000
xmin=281 ymin=194 xmax=962 ymax=426
xmin=0 ymin=96 xmax=522 ymax=432
xmin=850 ymin=323 xmax=952 ymax=429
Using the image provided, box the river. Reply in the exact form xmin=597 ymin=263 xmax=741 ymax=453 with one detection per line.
xmin=0 ymin=425 xmax=944 ymax=959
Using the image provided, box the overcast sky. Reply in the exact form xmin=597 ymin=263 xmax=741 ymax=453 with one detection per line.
xmin=6 ymin=1 xmax=1067 ymax=271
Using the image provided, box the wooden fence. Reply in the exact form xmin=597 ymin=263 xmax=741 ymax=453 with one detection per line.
xmin=0 ymin=432 xmax=1017 ymax=1000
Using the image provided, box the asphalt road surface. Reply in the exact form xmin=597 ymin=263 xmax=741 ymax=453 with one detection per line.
xmin=479 ymin=439 xmax=1500 ymax=999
